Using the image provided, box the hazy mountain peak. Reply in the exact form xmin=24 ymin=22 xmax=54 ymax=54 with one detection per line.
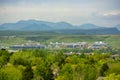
xmin=115 ymin=24 xmax=120 ymax=31
xmin=78 ymin=23 xmax=102 ymax=29
xmin=82 ymin=23 xmax=96 ymax=26
xmin=56 ymin=21 xmax=69 ymax=24
xmin=0 ymin=20 xmax=119 ymax=33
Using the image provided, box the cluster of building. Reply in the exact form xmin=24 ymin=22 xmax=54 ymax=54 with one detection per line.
xmin=0 ymin=40 xmax=109 ymax=50
xmin=9 ymin=41 xmax=45 ymax=50
xmin=49 ymin=42 xmax=88 ymax=48
xmin=88 ymin=41 xmax=109 ymax=49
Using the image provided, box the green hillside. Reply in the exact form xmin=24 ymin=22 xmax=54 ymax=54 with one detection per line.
xmin=0 ymin=31 xmax=120 ymax=48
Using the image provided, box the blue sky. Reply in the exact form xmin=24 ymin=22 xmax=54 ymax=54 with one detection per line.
xmin=0 ymin=0 xmax=120 ymax=27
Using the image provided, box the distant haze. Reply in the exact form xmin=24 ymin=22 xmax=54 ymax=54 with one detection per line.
xmin=0 ymin=0 xmax=120 ymax=27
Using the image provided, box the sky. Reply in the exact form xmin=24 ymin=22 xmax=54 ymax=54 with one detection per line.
xmin=0 ymin=0 xmax=120 ymax=27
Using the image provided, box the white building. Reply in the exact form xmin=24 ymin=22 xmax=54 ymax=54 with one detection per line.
xmin=89 ymin=41 xmax=109 ymax=49
xmin=10 ymin=41 xmax=45 ymax=49
xmin=49 ymin=42 xmax=88 ymax=48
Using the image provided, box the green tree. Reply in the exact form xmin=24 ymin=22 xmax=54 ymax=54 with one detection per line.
xmin=105 ymin=73 xmax=120 ymax=80
xmin=99 ymin=63 xmax=109 ymax=76
xmin=10 ymin=52 xmax=31 ymax=66
xmin=34 ymin=59 xmax=53 ymax=80
xmin=83 ymin=64 xmax=97 ymax=80
xmin=54 ymin=51 xmax=65 ymax=67
xmin=0 ymin=50 xmax=10 ymax=67
xmin=22 ymin=65 xmax=33 ymax=80
xmin=106 ymin=62 xmax=120 ymax=75
xmin=59 ymin=63 xmax=73 ymax=80
xmin=31 ymin=49 xmax=47 ymax=58
xmin=0 ymin=65 xmax=22 ymax=80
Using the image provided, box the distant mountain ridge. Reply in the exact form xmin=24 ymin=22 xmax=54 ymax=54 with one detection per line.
xmin=0 ymin=20 xmax=75 ymax=30
xmin=77 ymin=23 xmax=103 ymax=29
xmin=0 ymin=19 xmax=120 ymax=34
xmin=55 ymin=28 xmax=120 ymax=34
xmin=115 ymin=24 xmax=120 ymax=31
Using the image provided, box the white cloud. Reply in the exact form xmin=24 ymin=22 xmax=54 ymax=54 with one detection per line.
xmin=0 ymin=0 xmax=120 ymax=26
xmin=0 ymin=5 xmax=95 ymax=24
xmin=102 ymin=10 xmax=120 ymax=16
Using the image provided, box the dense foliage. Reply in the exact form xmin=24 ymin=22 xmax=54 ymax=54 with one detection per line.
xmin=0 ymin=48 xmax=120 ymax=80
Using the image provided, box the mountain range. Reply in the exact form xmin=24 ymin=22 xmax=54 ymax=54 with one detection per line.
xmin=0 ymin=19 xmax=120 ymax=34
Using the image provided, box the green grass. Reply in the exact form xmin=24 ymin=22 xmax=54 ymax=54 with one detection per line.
xmin=24 ymin=34 xmax=120 ymax=48
xmin=0 ymin=31 xmax=119 ymax=48
xmin=0 ymin=37 xmax=26 ymax=46
xmin=104 ymin=35 xmax=120 ymax=48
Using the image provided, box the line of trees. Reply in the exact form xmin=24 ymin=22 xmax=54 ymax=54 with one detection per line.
xmin=0 ymin=48 xmax=120 ymax=80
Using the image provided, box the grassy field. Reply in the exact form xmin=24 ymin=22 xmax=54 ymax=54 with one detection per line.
xmin=25 ymin=34 xmax=120 ymax=48
xmin=0 ymin=36 xmax=26 ymax=46
xmin=0 ymin=31 xmax=120 ymax=48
